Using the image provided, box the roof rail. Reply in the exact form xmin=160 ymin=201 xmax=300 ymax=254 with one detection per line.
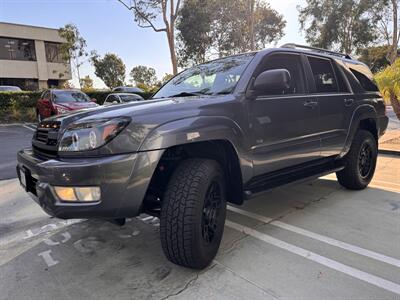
xmin=280 ymin=43 xmax=353 ymax=60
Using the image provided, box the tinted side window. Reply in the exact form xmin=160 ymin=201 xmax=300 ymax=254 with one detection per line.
xmin=308 ymin=56 xmax=338 ymax=93
xmin=258 ymin=54 xmax=306 ymax=96
xmin=42 ymin=91 xmax=50 ymax=100
xmin=349 ymin=68 xmax=379 ymax=92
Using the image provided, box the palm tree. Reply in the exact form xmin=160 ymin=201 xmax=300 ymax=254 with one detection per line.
xmin=375 ymin=59 xmax=400 ymax=120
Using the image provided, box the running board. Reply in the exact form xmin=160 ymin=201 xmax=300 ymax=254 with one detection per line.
xmin=243 ymin=160 xmax=345 ymax=200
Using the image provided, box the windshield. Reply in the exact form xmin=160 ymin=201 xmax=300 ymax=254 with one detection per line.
xmin=53 ymin=91 xmax=91 ymax=103
xmin=153 ymin=53 xmax=255 ymax=99
xmin=120 ymin=94 xmax=142 ymax=102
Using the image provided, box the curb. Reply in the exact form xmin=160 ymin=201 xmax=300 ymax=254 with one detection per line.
xmin=378 ymin=149 xmax=400 ymax=156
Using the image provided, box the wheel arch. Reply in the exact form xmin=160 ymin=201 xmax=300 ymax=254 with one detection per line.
xmin=340 ymin=104 xmax=378 ymax=157
xmin=145 ymin=139 xmax=245 ymax=207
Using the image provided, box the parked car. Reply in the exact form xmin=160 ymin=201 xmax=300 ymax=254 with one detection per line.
xmin=36 ymin=89 xmax=99 ymax=122
xmin=18 ymin=44 xmax=388 ymax=269
xmin=112 ymin=86 xmax=143 ymax=93
xmin=0 ymin=85 xmax=22 ymax=92
xmin=103 ymin=93 xmax=144 ymax=105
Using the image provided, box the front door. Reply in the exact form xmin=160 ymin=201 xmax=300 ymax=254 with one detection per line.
xmin=247 ymin=52 xmax=321 ymax=176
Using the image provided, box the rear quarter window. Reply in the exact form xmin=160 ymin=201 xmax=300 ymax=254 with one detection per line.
xmin=348 ymin=67 xmax=379 ymax=92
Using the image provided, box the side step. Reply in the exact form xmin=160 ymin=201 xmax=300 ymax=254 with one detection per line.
xmin=243 ymin=159 xmax=344 ymax=200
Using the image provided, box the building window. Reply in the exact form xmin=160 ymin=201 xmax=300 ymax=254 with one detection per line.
xmin=0 ymin=37 xmax=36 ymax=61
xmin=45 ymin=42 xmax=65 ymax=63
xmin=0 ymin=78 xmax=39 ymax=90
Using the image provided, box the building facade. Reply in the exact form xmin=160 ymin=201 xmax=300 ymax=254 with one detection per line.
xmin=0 ymin=22 xmax=72 ymax=90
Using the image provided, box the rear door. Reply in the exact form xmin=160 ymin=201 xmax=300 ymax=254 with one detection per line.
xmin=247 ymin=52 xmax=321 ymax=175
xmin=305 ymin=55 xmax=353 ymax=157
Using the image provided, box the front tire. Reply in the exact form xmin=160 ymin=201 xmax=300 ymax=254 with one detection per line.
xmin=336 ymin=130 xmax=377 ymax=190
xmin=160 ymin=159 xmax=226 ymax=269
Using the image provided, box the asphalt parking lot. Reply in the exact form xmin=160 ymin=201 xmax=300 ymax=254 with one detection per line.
xmin=0 ymin=124 xmax=35 ymax=180
xmin=0 ymin=125 xmax=399 ymax=299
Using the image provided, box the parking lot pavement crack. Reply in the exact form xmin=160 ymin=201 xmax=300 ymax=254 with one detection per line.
xmin=213 ymin=260 xmax=281 ymax=299
xmin=276 ymin=189 xmax=338 ymax=220
xmin=159 ymin=265 xmax=214 ymax=300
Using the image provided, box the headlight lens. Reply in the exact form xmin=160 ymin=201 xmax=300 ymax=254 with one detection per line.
xmin=58 ymin=117 xmax=130 ymax=152
xmin=56 ymin=106 xmax=69 ymax=114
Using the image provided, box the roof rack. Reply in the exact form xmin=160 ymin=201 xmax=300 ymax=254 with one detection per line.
xmin=280 ymin=43 xmax=353 ymax=60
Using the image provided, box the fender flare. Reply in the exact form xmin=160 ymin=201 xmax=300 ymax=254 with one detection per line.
xmin=340 ymin=104 xmax=378 ymax=157
xmin=138 ymin=116 xmax=253 ymax=183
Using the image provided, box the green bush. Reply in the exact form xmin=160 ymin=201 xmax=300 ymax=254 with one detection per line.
xmin=0 ymin=91 xmax=42 ymax=111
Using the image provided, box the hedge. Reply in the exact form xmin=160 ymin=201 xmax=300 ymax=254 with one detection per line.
xmin=0 ymin=90 xmax=153 ymax=111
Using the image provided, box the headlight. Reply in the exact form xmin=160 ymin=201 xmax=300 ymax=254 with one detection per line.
xmin=58 ymin=117 xmax=130 ymax=152
xmin=56 ymin=106 xmax=69 ymax=114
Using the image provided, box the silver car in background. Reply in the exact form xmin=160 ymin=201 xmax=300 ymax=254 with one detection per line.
xmin=103 ymin=93 xmax=144 ymax=105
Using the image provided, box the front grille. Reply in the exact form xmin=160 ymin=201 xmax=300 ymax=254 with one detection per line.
xmin=33 ymin=120 xmax=61 ymax=158
xmin=36 ymin=129 xmax=49 ymax=143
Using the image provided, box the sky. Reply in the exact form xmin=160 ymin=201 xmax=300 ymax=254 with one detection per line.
xmin=0 ymin=0 xmax=306 ymax=88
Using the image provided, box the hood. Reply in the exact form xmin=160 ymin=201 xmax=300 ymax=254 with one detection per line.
xmin=55 ymin=101 xmax=98 ymax=110
xmin=41 ymin=94 xmax=236 ymax=154
xmin=51 ymin=95 xmax=232 ymax=126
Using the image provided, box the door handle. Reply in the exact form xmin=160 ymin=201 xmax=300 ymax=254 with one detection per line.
xmin=304 ymin=101 xmax=318 ymax=108
xmin=344 ymin=98 xmax=354 ymax=106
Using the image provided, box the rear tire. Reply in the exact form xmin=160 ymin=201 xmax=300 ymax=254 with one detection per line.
xmin=160 ymin=159 xmax=226 ymax=269
xmin=336 ymin=130 xmax=377 ymax=190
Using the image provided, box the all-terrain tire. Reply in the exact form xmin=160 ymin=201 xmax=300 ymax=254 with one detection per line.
xmin=336 ymin=129 xmax=377 ymax=190
xmin=160 ymin=159 xmax=226 ymax=269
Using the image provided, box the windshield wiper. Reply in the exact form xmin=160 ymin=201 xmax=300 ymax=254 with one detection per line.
xmin=169 ymin=89 xmax=212 ymax=98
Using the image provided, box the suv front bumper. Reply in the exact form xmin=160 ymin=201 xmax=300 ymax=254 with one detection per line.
xmin=16 ymin=148 xmax=164 ymax=219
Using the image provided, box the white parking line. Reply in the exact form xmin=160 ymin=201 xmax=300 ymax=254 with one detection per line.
xmin=22 ymin=125 xmax=35 ymax=132
xmin=226 ymin=220 xmax=400 ymax=295
xmin=228 ymin=205 xmax=400 ymax=268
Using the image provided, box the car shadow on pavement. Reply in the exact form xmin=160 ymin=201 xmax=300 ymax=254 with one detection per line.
xmin=1 ymin=178 xmax=399 ymax=300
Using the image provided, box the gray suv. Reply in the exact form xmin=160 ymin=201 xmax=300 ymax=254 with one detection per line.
xmin=17 ymin=44 xmax=388 ymax=269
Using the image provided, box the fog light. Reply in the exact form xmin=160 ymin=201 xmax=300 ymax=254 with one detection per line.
xmin=75 ymin=187 xmax=101 ymax=201
xmin=54 ymin=186 xmax=101 ymax=202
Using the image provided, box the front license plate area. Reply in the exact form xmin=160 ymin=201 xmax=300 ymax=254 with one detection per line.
xmin=19 ymin=167 xmax=27 ymax=189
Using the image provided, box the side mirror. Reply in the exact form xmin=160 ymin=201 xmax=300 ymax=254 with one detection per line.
xmin=91 ymin=98 xmax=97 ymax=103
xmin=253 ymin=69 xmax=291 ymax=94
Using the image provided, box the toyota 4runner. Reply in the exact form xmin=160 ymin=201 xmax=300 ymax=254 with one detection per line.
xmin=17 ymin=44 xmax=388 ymax=269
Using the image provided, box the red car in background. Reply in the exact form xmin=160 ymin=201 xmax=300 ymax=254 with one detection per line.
xmin=36 ymin=89 xmax=99 ymax=122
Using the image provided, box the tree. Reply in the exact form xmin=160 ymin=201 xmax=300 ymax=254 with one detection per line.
xmin=381 ymin=0 xmax=399 ymax=64
xmin=91 ymin=52 xmax=126 ymax=89
xmin=298 ymin=0 xmax=382 ymax=54
xmin=61 ymin=81 xmax=75 ymax=89
xmin=176 ymin=0 xmax=285 ymax=67
xmin=130 ymin=65 xmax=158 ymax=86
xmin=161 ymin=73 xmax=173 ymax=84
xmin=118 ymin=0 xmax=182 ymax=75
xmin=375 ymin=58 xmax=400 ymax=120
xmin=358 ymin=46 xmax=391 ymax=73
xmin=80 ymin=75 xmax=94 ymax=90
xmin=59 ymin=24 xmax=88 ymax=88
